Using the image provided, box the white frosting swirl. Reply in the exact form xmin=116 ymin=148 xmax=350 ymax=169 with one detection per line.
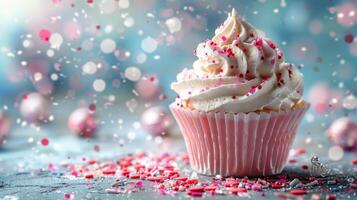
xmin=171 ymin=9 xmax=304 ymax=113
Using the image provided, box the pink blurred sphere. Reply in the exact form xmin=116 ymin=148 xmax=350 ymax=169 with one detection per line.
xmin=135 ymin=75 xmax=160 ymax=100
xmin=19 ymin=92 xmax=49 ymax=122
xmin=68 ymin=108 xmax=97 ymax=138
xmin=0 ymin=112 xmax=10 ymax=146
xmin=141 ymin=107 xmax=172 ymax=136
xmin=327 ymin=117 xmax=357 ymax=151
xmin=308 ymin=83 xmax=341 ymax=113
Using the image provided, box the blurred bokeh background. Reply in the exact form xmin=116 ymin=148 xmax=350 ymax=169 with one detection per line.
xmin=0 ymin=0 xmax=356 ymax=166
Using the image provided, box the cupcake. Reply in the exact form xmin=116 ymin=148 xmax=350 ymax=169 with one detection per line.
xmin=170 ymin=9 xmax=309 ymax=177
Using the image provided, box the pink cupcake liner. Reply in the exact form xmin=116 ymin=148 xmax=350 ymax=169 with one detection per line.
xmin=170 ymin=103 xmax=309 ymax=177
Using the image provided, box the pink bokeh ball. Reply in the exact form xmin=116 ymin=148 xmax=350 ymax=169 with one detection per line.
xmin=135 ymin=75 xmax=161 ymax=100
xmin=327 ymin=117 xmax=357 ymax=151
xmin=0 ymin=112 xmax=11 ymax=146
xmin=68 ymin=108 xmax=97 ymax=138
xmin=141 ymin=107 xmax=172 ymax=136
xmin=308 ymin=83 xmax=341 ymax=113
xmin=19 ymin=92 xmax=50 ymax=122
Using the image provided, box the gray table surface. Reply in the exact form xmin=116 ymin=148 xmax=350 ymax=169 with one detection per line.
xmin=0 ymin=105 xmax=356 ymax=200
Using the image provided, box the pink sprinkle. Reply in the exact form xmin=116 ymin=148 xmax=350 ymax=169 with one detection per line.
xmin=39 ymin=29 xmax=51 ymax=42
xmin=64 ymin=193 xmax=74 ymax=199
xmin=187 ymin=191 xmax=203 ymax=197
xmin=255 ymin=38 xmax=263 ymax=46
xmin=252 ymin=184 xmax=262 ymax=191
xmin=270 ymin=58 xmax=275 ymax=65
xmin=41 ymin=138 xmax=49 ymax=146
xmin=221 ymin=35 xmax=227 ymax=41
xmin=293 ymin=148 xmax=306 ymax=155
xmin=136 ymin=181 xmax=144 ymax=189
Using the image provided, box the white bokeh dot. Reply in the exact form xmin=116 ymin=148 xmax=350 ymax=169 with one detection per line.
xmin=23 ymin=40 xmax=32 ymax=48
xmin=82 ymin=62 xmax=97 ymax=75
xmin=118 ymin=0 xmax=129 ymax=9
xmin=165 ymin=17 xmax=182 ymax=33
xmin=328 ymin=145 xmax=344 ymax=161
xmin=124 ymin=17 xmax=135 ymax=27
xmin=93 ymin=79 xmax=106 ymax=92
xmin=47 ymin=49 xmax=55 ymax=57
xmin=136 ymin=53 xmax=147 ymax=63
xmin=51 ymin=73 xmax=59 ymax=81
xmin=33 ymin=72 xmax=42 ymax=82
xmin=141 ymin=37 xmax=158 ymax=53
xmin=99 ymin=0 xmax=116 ymax=14
xmin=100 ymin=38 xmax=116 ymax=54
xmin=125 ymin=66 xmax=141 ymax=81
xmin=49 ymin=33 xmax=63 ymax=49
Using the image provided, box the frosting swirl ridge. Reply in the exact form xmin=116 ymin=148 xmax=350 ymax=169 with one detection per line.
xmin=172 ymin=9 xmax=304 ymax=113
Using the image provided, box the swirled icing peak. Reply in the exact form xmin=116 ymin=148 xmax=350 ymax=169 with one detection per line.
xmin=171 ymin=9 xmax=304 ymax=113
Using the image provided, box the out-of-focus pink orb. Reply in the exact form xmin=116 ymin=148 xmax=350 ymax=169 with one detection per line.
xmin=39 ymin=29 xmax=51 ymax=42
xmin=308 ymin=83 xmax=341 ymax=113
xmin=328 ymin=117 xmax=357 ymax=151
xmin=0 ymin=112 xmax=10 ymax=146
xmin=19 ymin=92 xmax=49 ymax=122
xmin=68 ymin=108 xmax=97 ymax=138
xmin=334 ymin=2 xmax=357 ymax=27
xmin=135 ymin=75 xmax=160 ymax=100
xmin=141 ymin=107 xmax=172 ymax=136
xmin=64 ymin=21 xmax=81 ymax=40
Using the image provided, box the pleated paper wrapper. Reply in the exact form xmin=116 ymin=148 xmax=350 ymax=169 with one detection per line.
xmin=170 ymin=103 xmax=309 ymax=177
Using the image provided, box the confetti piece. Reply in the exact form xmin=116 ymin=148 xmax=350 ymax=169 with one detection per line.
xmin=290 ymin=189 xmax=307 ymax=195
xmin=84 ymin=173 xmax=94 ymax=179
xmin=41 ymin=138 xmax=49 ymax=146
xmin=345 ymin=33 xmax=354 ymax=44
xmin=188 ymin=186 xmax=205 ymax=192
xmin=230 ymin=187 xmax=247 ymax=194
xmin=187 ymin=191 xmax=203 ymax=197
xmin=39 ymin=29 xmax=51 ymax=42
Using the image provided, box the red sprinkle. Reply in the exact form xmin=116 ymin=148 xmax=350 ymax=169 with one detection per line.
xmin=345 ymin=33 xmax=354 ymax=44
xmin=301 ymin=164 xmax=309 ymax=170
xmin=326 ymin=194 xmax=336 ymax=200
xmin=290 ymin=189 xmax=307 ymax=195
xmin=87 ymin=160 xmax=96 ymax=165
xmin=271 ymin=183 xmax=284 ymax=189
xmin=204 ymin=186 xmax=218 ymax=191
xmin=84 ymin=173 xmax=94 ymax=179
xmin=230 ymin=188 xmax=247 ymax=194
xmin=102 ymin=170 xmax=116 ymax=175
xmin=187 ymin=191 xmax=203 ymax=197
xmin=130 ymin=174 xmax=140 ymax=179
xmin=352 ymin=159 xmax=357 ymax=165
xmin=189 ymin=186 xmax=205 ymax=192
xmin=225 ymin=180 xmax=239 ymax=187
xmin=146 ymin=177 xmax=165 ymax=183
xmin=41 ymin=138 xmax=49 ymax=146
xmin=175 ymin=177 xmax=188 ymax=181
